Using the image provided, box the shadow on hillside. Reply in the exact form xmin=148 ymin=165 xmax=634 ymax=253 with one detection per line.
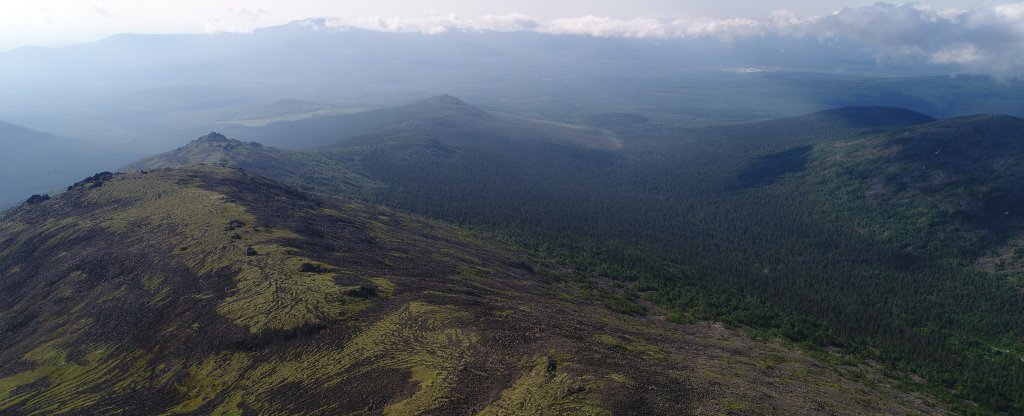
xmin=734 ymin=145 xmax=813 ymax=189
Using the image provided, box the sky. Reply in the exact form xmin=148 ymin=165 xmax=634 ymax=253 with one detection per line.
xmin=0 ymin=0 xmax=997 ymax=51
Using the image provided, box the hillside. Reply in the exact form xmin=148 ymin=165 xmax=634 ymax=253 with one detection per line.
xmin=0 ymin=166 xmax=942 ymax=414
xmin=125 ymin=132 xmax=379 ymax=196
xmin=805 ymin=106 xmax=937 ymax=128
xmin=810 ymin=114 xmax=1024 ymax=280
xmin=216 ymin=95 xmax=622 ymax=151
xmin=123 ymin=107 xmax=1024 ymax=413
xmin=219 ymin=99 xmax=356 ymax=127
xmin=0 ymin=121 xmax=130 ymax=207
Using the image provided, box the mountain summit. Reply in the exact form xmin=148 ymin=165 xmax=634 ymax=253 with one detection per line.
xmin=419 ymin=94 xmax=471 ymax=107
xmin=195 ymin=131 xmax=231 ymax=142
xmin=126 ymin=132 xmax=264 ymax=170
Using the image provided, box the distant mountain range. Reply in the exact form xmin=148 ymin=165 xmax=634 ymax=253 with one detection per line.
xmin=0 ymin=19 xmax=1022 ymax=157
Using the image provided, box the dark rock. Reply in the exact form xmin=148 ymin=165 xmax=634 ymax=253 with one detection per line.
xmin=343 ymin=286 xmax=376 ymax=299
xmin=299 ymin=262 xmax=327 ymax=273
xmin=245 ymin=247 xmax=258 ymax=256
xmin=225 ymin=219 xmax=247 ymax=231
xmin=25 ymin=194 xmax=50 ymax=204
xmin=512 ymin=260 xmax=535 ymax=274
xmin=70 ymin=171 xmax=117 ymax=190
xmin=546 ymin=356 xmax=558 ymax=375
xmin=198 ymin=132 xmax=228 ymax=142
xmin=85 ymin=172 xmax=115 ymax=182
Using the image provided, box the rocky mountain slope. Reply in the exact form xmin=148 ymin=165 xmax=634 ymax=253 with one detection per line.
xmin=0 ymin=167 xmax=943 ymax=414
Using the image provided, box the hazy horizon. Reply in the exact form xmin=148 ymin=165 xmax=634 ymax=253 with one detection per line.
xmin=0 ymin=1 xmax=1001 ymax=49
xmin=5 ymin=1 xmax=1024 ymax=77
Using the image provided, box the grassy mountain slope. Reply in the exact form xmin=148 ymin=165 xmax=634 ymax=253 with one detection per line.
xmin=0 ymin=166 xmax=942 ymax=415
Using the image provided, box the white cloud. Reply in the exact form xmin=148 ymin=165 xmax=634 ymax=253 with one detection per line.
xmin=91 ymin=5 xmax=112 ymax=18
xmin=995 ymin=3 xmax=1024 ymax=20
xmin=814 ymin=2 xmax=1024 ymax=75
xmin=301 ymin=13 xmax=538 ymax=35
xmin=539 ymin=16 xmax=670 ymax=38
xmin=766 ymin=9 xmax=820 ymax=34
xmin=294 ymin=13 xmax=767 ymax=41
xmin=313 ymin=2 xmax=1024 ymax=75
xmin=540 ymin=15 xmax=667 ymax=38
xmin=931 ymin=43 xmax=985 ymax=64
xmin=669 ymin=17 xmax=764 ymax=40
xmin=205 ymin=7 xmax=270 ymax=33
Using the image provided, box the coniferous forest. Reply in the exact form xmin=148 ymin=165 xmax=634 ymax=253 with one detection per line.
xmin=299 ymin=107 xmax=1024 ymax=414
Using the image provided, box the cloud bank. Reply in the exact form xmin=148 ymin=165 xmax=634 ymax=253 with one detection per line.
xmin=288 ymin=2 xmax=1024 ymax=76
xmin=816 ymin=3 xmax=1024 ymax=74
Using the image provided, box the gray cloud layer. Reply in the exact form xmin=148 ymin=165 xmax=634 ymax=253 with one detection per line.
xmin=297 ymin=2 xmax=1024 ymax=75
xmin=820 ymin=3 xmax=1024 ymax=74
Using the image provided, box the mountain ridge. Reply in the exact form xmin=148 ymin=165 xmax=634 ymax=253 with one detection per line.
xmin=805 ymin=106 xmax=936 ymax=128
xmin=138 ymin=105 xmax=942 ymax=172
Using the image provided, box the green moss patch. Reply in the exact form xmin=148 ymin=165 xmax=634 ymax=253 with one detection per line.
xmin=478 ymin=356 xmax=610 ymax=416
